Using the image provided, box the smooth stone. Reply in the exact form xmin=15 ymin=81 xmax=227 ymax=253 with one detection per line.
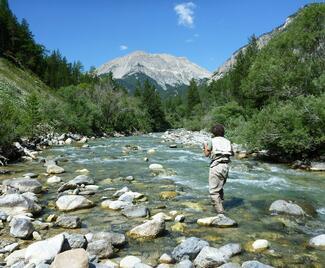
xmin=87 ymin=240 xmax=114 ymax=259
xmin=25 ymin=233 xmax=65 ymax=265
xmin=159 ymin=191 xmax=177 ymax=200
xmin=47 ymin=164 xmax=65 ymax=174
xmin=175 ymin=260 xmax=194 ymax=268
xmin=309 ymin=234 xmax=325 ymax=249
xmin=175 ymin=215 xmax=185 ymax=222
xmin=69 ymin=175 xmax=94 ymax=185
xmin=241 ymin=261 xmax=274 ymax=268
xmin=3 ymin=178 xmax=42 ymax=193
xmin=149 ymin=164 xmax=164 ymax=171
xmin=47 ymin=176 xmax=61 ymax=184
xmin=10 ymin=217 xmax=34 ymax=239
xmin=63 ymin=233 xmax=88 ymax=250
xmin=23 ymin=173 xmax=38 ymax=178
xmin=56 ymin=195 xmax=93 ymax=211
xmin=218 ymin=243 xmax=241 ymax=258
xmin=252 ymin=239 xmax=269 ymax=251
xmin=147 ymin=148 xmax=156 ymax=154
xmin=309 ymin=162 xmax=325 ymax=171
xmin=219 ymin=263 xmax=241 ymax=268
xmin=197 ymin=214 xmax=237 ymax=227
xmin=92 ymin=232 xmax=126 ymax=247
xmin=56 ymin=215 xmax=82 ymax=228
xmin=172 ymin=237 xmax=209 ymax=261
xmin=76 ymin=168 xmax=89 ymax=173
xmin=159 ymin=253 xmax=174 ymax=264
xmin=101 ymin=200 xmax=129 ymax=210
xmin=0 ymin=210 xmax=8 ymax=221
xmin=134 ymin=263 xmax=152 ymax=268
xmin=0 ymin=242 xmax=19 ymax=253
xmin=51 ymin=248 xmax=89 ymax=268
xmin=128 ymin=219 xmax=165 ymax=239
xmin=120 ymin=255 xmax=141 ymax=268
xmin=118 ymin=192 xmax=135 ymax=203
xmin=122 ymin=205 xmax=149 ymax=218
xmin=104 ymin=260 xmax=119 ymax=268
xmin=193 ymin=246 xmax=227 ymax=267
xmin=33 ymin=231 xmax=42 ymax=240
xmin=169 ymin=144 xmax=177 ymax=148
xmin=5 ymin=248 xmax=27 ymax=266
xmin=113 ymin=187 xmax=129 ymax=197
xmin=65 ymin=138 xmax=73 ymax=144
xmin=152 ymin=212 xmax=172 ymax=222
xmin=125 ymin=175 xmax=134 ymax=181
xmin=269 ymin=200 xmax=305 ymax=216
xmin=57 ymin=182 xmax=78 ymax=193
xmin=156 ymin=264 xmax=170 ymax=268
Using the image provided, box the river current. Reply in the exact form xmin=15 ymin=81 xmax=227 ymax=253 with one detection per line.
xmin=2 ymin=133 xmax=325 ymax=267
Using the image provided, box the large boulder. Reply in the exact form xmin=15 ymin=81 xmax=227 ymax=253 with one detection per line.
xmin=51 ymin=248 xmax=89 ymax=268
xmin=172 ymin=237 xmax=209 ymax=261
xmin=10 ymin=217 xmax=34 ymax=239
xmin=241 ymin=261 xmax=274 ymax=268
xmin=269 ymin=200 xmax=305 ymax=216
xmin=122 ymin=205 xmax=150 ymax=218
xmin=128 ymin=219 xmax=165 ymax=239
xmin=193 ymin=246 xmax=227 ymax=267
xmin=3 ymin=178 xmax=42 ymax=193
xmin=56 ymin=215 xmax=82 ymax=229
xmin=25 ymin=233 xmax=65 ymax=265
xmin=0 ymin=193 xmax=41 ymax=216
xmin=47 ymin=164 xmax=65 ymax=174
xmin=56 ymin=195 xmax=93 ymax=211
xmin=86 ymin=239 xmax=114 ymax=259
xmin=197 ymin=214 xmax=237 ymax=228
xmin=92 ymin=232 xmax=126 ymax=247
xmin=69 ymin=175 xmax=94 ymax=185
xmin=309 ymin=234 xmax=325 ymax=250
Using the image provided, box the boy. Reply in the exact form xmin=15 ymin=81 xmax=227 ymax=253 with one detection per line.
xmin=203 ymin=123 xmax=233 ymax=214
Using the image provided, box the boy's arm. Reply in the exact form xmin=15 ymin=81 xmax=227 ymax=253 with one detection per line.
xmin=203 ymin=141 xmax=212 ymax=157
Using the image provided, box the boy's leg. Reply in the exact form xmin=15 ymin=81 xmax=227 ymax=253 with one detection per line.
xmin=209 ymin=164 xmax=229 ymax=214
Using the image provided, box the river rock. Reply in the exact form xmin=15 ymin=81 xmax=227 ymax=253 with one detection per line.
xmin=269 ymin=200 xmax=305 ymax=216
xmin=309 ymin=162 xmax=325 ymax=171
xmin=120 ymin=255 xmax=141 ymax=268
xmin=309 ymin=234 xmax=325 ymax=249
xmin=101 ymin=200 xmax=129 ymax=210
xmin=87 ymin=239 xmax=114 ymax=259
xmin=0 ymin=193 xmax=41 ymax=216
xmin=128 ymin=219 xmax=165 ymax=239
xmin=92 ymin=231 xmax=126 ymax=247
xmin=104 ymin=260 xmax=119 ymax=268
xmin=172 ymin=237 xmax=209 ymax=261
xmin=118 ymin=192 xmax=135 ymax=203
xmin=175 ymin=215 xmax=185 ymax=222
xmin=171 ymin=222 xmax=187 ymax=232
xmin=252 ymin=239 xmax=269 ymax=252
xmin=78 ymin=137 xmax=88 ymax=144
xmin=47 ymin=164 xmax=65 ymax=174
xmin=147 ymin=148 xmax=156 ymax=154
xmin=241 ymin=261 xmax=274 ymax=268
xmin=47 ymin=176 xmax=61 ymax=184
xmin=63 ymin=233 xmax=88 ymax=250
xmin=0 ymin=210 xmax=8 ymax=221
xmin=219 ymin=263 xmax=241 ymax=268
xmin=25 ymin=233 xmax=65 ymax=265
xmin=57 ymin=182 xmax=78 ymax=193
xmin=0 ymin=242 xmax=19 ymax=253
xmin=69 ymin=175 xmax=94 ymax=185
xmin=152 ymin=212 xmax=172 ymax=222
xmin=193 ymin=246 xmax=227 ymax=267
xmin=23 ymin=172 xmax=38 ymax=178
xmin=122 ymin=205 xmax=149 ymax=218
xmin=218 ymin=243 xmax=241 ymax=258
xmin=65 ymin=138 xmax=73 ymax=145
xmin=175 ymin=260 xmax=194 ymax=268
xmin=159 ymin=253 xmax=174 ymax=264
xmin=113 ymin=186 xmax=129 ymax=197
xmin=5 ymin=248 xmax=27 ymax=266
xmin=51 ymin=248 xmax=89 ymax=268
xmin=56 ymin=215 xmax=82 ymax=228
xmin=10 ymin=217 xmax=34 ymax=239
xmin=56 ymin=195 xmax=93 ymax=211
xmin=149 ymin=164 xmax=164 ymax=172
xmin=3 ymin=178 xmax=42 ymax=193
xmin=159 ymin=191 xmax=178 ymax=200
xmin=197 ymin=214 xmax=237 ymax=227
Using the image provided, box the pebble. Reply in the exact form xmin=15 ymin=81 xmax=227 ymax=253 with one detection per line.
xmin=47 ymin=176 xmax=61 ymax=184
xmin=252 ymin=239 xmax=270 ymax=251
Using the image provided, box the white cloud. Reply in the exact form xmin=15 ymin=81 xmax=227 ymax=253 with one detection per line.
xmin=119 ymin=45 xmax=128 ymax=51
xmin=174 ymin=2 xmax=196 ymax=28
xmin=185 ymin=38 xmax=193 ymax=43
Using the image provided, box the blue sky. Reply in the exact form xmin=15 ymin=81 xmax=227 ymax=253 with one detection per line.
xmin=9 ymin=0 xmax=321 ymax=72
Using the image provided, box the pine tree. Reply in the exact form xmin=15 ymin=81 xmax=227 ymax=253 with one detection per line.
xmin=186 ymin=79 xmax=200 ymax=116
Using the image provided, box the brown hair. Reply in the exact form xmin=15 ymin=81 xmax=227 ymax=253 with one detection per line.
xmin=211 ymin=123 xmax=225 ymax=137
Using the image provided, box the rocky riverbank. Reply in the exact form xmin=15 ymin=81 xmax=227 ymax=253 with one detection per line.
xmin=0 ymin=131 xmax=324 ymax=267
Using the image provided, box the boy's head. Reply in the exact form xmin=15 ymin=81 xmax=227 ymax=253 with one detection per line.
xmin=211 ymin=123 xmax=225 ymax=137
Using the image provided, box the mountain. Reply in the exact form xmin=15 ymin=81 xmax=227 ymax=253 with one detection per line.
xmin=96 ymin=51 xmax=211 ymax=94
xmin=211 ymin=15 xmax=294 ymax=81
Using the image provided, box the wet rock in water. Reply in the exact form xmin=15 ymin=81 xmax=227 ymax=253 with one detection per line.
xmin=101 ymin=200 xmax=129 ymax=210
xmin=218 ymin=243 xmax=241 ymax=258
xmin=47 ymin=164 xmax=65 ymax=174
xmin=152 ymin=212 xmax=172 ymax=222
xmin=57 ymin=182 xmax=78 ymax=193
xmin=118 ymin=192 xmax=135 ymax=203
xmin=10 ymin=217 xmax=34 ymax=238
xmin=69 ymin=175 xmax=94 ymax=185
xmin=309 ymin=162 xmax=325 ymax=171
xmin=251 ymin=239 xmax=270 ymax=252
xmin=5 ymin=248 xmax=27 ymax=266
xmin=171 ymin=222 xmax=187 ymax=233
xmin=3 ymin=177 xmax=42 ymax=193
xmin=175 ymin=215 xmax=185 ymax=222
xmin=169 ymin=144 xmax=177 ymax=148
xmin=25 ymin=233 xmax=65 ymax=265
xmin=269 ymin=200 xmax=305 ymax=216
xmin=92 ymin=231 xmax=126 ymax=247
xmin=0 ymin=193 xmax=41 ymax=216
xmin=241 ymin=260 xmax=274 ymax=268
xmin=51 ymin=248 xmax=89 ymax=268
xmin=159 ymin=191 xmax=178 ymax=200
xmin=87 ymin=240 xmax=114 ymax=259
xmin=47 ymin=176 xmax=61 ymax=184
xmin=172 ymin=237 xmax=209 ymax=261
xmin=65 ymin=138 xmax=73 ymax=145
xmin=0 ymin=210 xmax=8 ymax=221
xmin=120 ymin=255 xmax=142 ymax=268
xmin=56 ymin=195 xmax=93 ymax=211
xmin=23 ymin=172 xmax=38 ymax=178
xmin=175 ymin=259 xmax=194 ymax=268
xmin=56 ymin=215 xmax=82 ymax=228
xmin=197 ymin=214 xmax=237 ymax=228
xmin=219 ymin=263 xmax=241 ymax=268
xmin=182 ymin=202 xmax=204 ymax=211
xmin=63 ymin=233 xmax=88 ymax=250
xmin=193 ymin=246 xmax=227 ymax=267
xmin=147 ymin=148 xmax=156 ymax=155
xmin=309 ymin=234 xmax=325 ymax=250
xmin=149 ymin=163 xmax=164 ymax=172
xmin=0 ymin=242 xmax=19 ymax=254
xmin=122 ymin=205 xmax=150 ymax=218
xmin=159 ymin=253 xmax=174 ymax=264
xmin=128 ymin=219 xmax=165 ymax=239
xmin=113 ymin=186 xmax=129 ymax=197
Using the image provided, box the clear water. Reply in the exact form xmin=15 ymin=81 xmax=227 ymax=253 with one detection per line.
xmin=1 ymin=134 xmax=325 ymax=267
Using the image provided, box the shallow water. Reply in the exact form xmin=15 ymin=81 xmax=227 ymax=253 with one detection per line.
xmin=1 ymin=134 xmax=325 ymax=266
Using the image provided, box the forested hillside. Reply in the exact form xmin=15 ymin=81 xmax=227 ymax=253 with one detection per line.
xmin=166 ymin=3 xmax=325 ymax=160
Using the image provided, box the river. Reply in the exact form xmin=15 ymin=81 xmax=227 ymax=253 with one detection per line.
xmin=1 ymin=133 xmax=325 ymax=266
